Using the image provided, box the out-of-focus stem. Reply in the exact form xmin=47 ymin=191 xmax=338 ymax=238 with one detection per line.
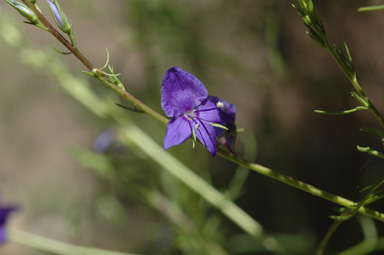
xmin=8 ymin=228 xmax=138 ymax=255
xmin=7 ymin=0 xmax=384 ymax=224
xmin=19 ymin=0 xmax=168 ymax=125
xmin=323 ymin=41 xmax=384 ymax=128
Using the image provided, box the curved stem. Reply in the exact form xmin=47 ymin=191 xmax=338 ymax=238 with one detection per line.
xmin=11 ymin=0 xmax=384 ymax=223
xmin=20 ymin=0 xmax=168 ymax=125
xmin=21 ymin=0 xmax=93 ymax=70
xmin=324 ymin=41 xmax=384 ymax=128
xmin=317 ymin=220 xmax=343 ymax=255
xmin=8 ymin=228 xmax=138 ymax=255
xmin=218 ymin=149 xmax=384 ymax=222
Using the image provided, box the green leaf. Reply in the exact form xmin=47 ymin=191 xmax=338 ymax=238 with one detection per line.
xmin=358 ymin=5 xmax=384 ymax=12
xmin=359 ymin=128 xmax=384 ymax=139
xmin=191 ymin=126 xmax=197 ymax=149
xmin=357 ymin=146 xmax=384 ymax=160
xmin=351 ymin=91 xmax=368 ymax=107
xmin=52 ymin=46 xmax=71 ymax=55
xmin=209 ymin=122 xmax=229 ymax=130
xmin=314 ymin=106 xmax=367 ymax=115
xmin=115 ymin=103 xmax=144 ymax=113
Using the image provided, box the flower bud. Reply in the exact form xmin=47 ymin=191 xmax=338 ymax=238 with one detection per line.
xmin=46 ymin=0 xmax=71 ymax=34
xmin=5 ymin=0 xmax=39 ymax=24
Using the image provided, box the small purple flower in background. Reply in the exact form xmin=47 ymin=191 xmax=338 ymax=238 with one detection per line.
xmin=0 ymin=200 xmax=18 ymax=244
xmin=93 ymin=128 xmax=125 ymax=154
xmin=161 ymin=67 xmax=236 ymax=157
xmin=93 ymin=128 xmax=117 ymax=153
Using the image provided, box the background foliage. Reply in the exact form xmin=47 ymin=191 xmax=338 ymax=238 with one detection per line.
xmin=1 ymin=0 xmax=384 ymax=254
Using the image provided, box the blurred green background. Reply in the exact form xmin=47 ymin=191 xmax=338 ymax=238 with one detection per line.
xmin=1 ymin=0 xmax=384 ymax=254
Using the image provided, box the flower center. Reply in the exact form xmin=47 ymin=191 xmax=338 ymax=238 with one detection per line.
xmin=184 ymin=110 xmax=197 ymax=121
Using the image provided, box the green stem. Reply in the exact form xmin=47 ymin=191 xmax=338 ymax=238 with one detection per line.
xmin=145 ymin=191 xmax=230 ymax=255
xmin=8 ymin=228 xmax=138 ymax=255
xmin=323 ymin=41 xmax=384 ymax=129
xmin=117 ymin=122 xmax=271 ymax=243
xmin=19 ymin=0 xmax=168 ymax=125
xmin=358 ymin=5 xmax=384 ymax=12
xmin=218 ymin=149 xmax=384 ymax=222
xmin=337 ymin=237 xmax=382 ymax=255
xmin=8 ymin=0 xmax=384 ymax=224
xmin=317 ymin=220 xmax=343 ymax=255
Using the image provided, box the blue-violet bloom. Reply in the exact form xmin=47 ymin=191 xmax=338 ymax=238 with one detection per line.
xmin=207 ymin=96 xmax=237 ymax=153
xmin=0 ymin=201 xmax=18 ymax=244
xmin=161 ymin=67 xmax=235 ymax=157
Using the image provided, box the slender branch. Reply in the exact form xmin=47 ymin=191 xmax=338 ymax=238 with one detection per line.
xmin=218 ymin=149 xmax=384 ymax=222
xmin=21 ymin=0 xmax=93 ymax=70
xmin=7 ymin=0 xmax=384 ymax=223
xmin=8 ymin=228 xmax=138 ymax=255
xmin=317 ymin=220 xmax=343 ymax=255
xmin=323 ymin=34 xmax=384 ymax=129
xmin=19 ymin=0 xmax=168 ymax=125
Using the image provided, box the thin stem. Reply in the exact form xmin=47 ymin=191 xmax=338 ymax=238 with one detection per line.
xmin=21 ymin=0 xmax=93 ymax=70
xmin=217 ymin=149 xmax=384 ymax=222
xmin=317 ymin=220 xmax=343 ymax=255
xmin=358 ymin=5 xmax=384 ymax=12
xmin=9 ymin=0 xmax=384 ymax=224
xmin=8 ymin=228 xmax=139 ymax=255
xmin=317 ymin=180 xmax=384 ymax=253
xmin=19 ymin=0 xmax=168 ymax=125
xmin=323 ymin=41 xmax=384 ymax=128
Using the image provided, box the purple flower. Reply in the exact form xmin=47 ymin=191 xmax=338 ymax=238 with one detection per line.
xmin=0 ymin=201 xmax=17 ymax=244
xmin=207 ymin=96 xmax=237 ymax=153
xmin=93 ymin=128 xmax=117 ymax=153
xmin=161 ymin=67 xmax=234 ymax=157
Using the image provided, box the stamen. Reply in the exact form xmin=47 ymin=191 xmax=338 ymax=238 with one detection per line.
xmin=216 ymin=101 xmax=224 ymax=108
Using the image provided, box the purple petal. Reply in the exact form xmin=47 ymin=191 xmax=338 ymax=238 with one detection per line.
xmin=0 ymin=227 xmax=6 ymax=244
xmin=46 ymin=0 xmax=63 ymax=27
xmin=161 ymin=67 xmax=208 ymax=117
xmin=207 ymin=96 xmax=236 ymax=125
xmin=93 ymin=128 xmax=116 ymax=153
xmin=196 ymin=100 xmax=224 ymax=124
xmin=164 ymin=116 xmax=192 ymax=150
xmin=0 ymin=206 xmax=17 ymax=226
xmin=192 ymin=119 xmax=217 ymax=157
xmin=0 ymin=205 xmax=17 ymax=245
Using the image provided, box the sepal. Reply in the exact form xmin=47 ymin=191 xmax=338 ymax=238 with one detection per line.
xmin=5 ymin=0 xmax=39 ymax=25
xmin=46 ymin=0 xmax=71 ymax=34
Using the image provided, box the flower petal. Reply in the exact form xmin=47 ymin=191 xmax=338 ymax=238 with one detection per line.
xmin=161 ymin=67 xmax=208 ymax=117
xmin=196 ymin=100 xmax=223 ymax=124
xmin=207 ymin=96 xmax=236 ymax=125
xmin=0 ymin=206 xmax=17 ymax=225
xmin=0 ymin=227 xmax=6 ymax=244
xmin=193 ymin=119 xmax=217 ymax=157
xmin=164 ymin=116 xmax=192 ymax=150
xmin=0 ymin=205 xmax=17 ymax=245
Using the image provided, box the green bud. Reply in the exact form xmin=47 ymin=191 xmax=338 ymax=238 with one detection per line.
xmin=6 ymin=0 xmax=39 ymax=24
xmin=46 ymin=0 xmax=72 ymax=34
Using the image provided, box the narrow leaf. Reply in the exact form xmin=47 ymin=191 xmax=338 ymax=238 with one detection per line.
xmin=314 ymin=106 xmax=367 ymax=115
xmin=115 ymin=103 xmax=144 ymax=113
xmin=358 ymin=5 xmax=384 ymax=12
xmin=210 ymin=123 xmax=228 ymax=130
